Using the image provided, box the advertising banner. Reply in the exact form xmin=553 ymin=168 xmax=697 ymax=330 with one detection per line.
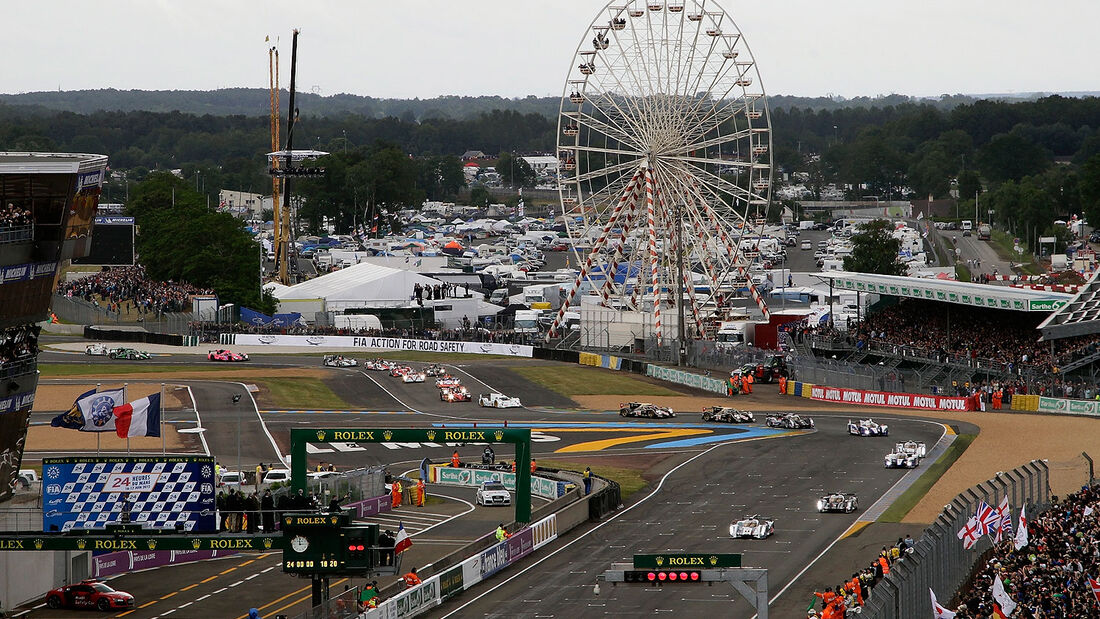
xmin=1038 ymin=396 xmax=1100 ymax=416
xmin=438 ymin=565 xmax=464 ymax=602
xmin=431 ymin=466 xmax=563 ymax=499
xmin=42 ymin=456 xmax=217 ymax=532
xmin=234 ymin=334 xmax=533 ymax=357
xmin=507 ymin=526 xmax=535 ymax=562
xmin=807 ymin=385 xmax=973 ymax=411
xmin=93 ymin=549 xmax=237 ymax=578
xmin=479 ymin=540 xmax=510 ymax=580
xmin=646 ymin=365 xmax=728 ymax=395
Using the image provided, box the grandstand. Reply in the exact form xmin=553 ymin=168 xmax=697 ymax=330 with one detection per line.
xmin=0 ymin=152 xmax=109 ymax=501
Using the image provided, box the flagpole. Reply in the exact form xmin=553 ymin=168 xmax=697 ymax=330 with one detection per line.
xmin=124 ymin=382 xmax=129 ymax=456
xmin=160 ymin=382 xmax=166 ymax=455
xmin=96 ymin=383 xmax=101 ymax=457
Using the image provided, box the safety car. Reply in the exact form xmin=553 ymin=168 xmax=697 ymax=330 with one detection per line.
xmin=479 ymin=392 xmax=522 ymax=408
xmin=322 ymin=354 xmax=359 ymax=367
xmin=702 ymin=406 xmax=755 ymax=423
xmin=85 ymin=343 xmax=112 ymax=356
xmin=848 ymin=418 xmax=889 ymax=437
xmin=208 ymin=349 xmax=248 ymax=362
xmin=424 ymin=364 xmax=446 ymax=377
xmin=817 ymin=492 xmax=858 ymax=513
xmin=364 ymin=358 xmax=393 ymax=371
xmin=884 ymin=441 xmax=927 ymax=468
xmin=440 ymin=385 xmax=472 ymax=402
xmin=402 ymin=370 xmax=427 ymax=383
xmin=475 ymin=481 xmax=512 ymax=506
xmin=108 ymin=347 xmax=151 ymax=360
xmin=765 ymin=413 xmax=815 ymax=429
xmin=729 ymin=515 xmax=774 ymax=539
xmin=45 ymin=579 xmax=135 ymax=611
xmin=619 ymin=401 xmax=676 ymax=418
xmin=436 ymin=375 xmax=462 ymax=388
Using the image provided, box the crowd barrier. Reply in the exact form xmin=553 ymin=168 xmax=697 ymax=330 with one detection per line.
xmin=93 ymin=549 xmax=240 ymax=579
xmin=426 ymin=464 xmax=572 ymax=500
xmin=860 ymin=460 xmax=1050 ymax=619
xmin=644 ymin=364 xmax=728 ymax=395
xmin=362 ymin=513 xmax=559 ymax=619
xmin=579 ymin=351 xmax=623 ymax=370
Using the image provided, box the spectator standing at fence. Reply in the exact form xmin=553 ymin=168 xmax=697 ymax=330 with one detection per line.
xmin=402 ymin=568 xmax=421 ymax=589
xmin=261 ymin=490 xmax=275 ymax=532
xmin=378 ymin=530 xmax=395 ymax=566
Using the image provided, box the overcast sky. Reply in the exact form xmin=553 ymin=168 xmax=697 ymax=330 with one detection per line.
xmin=5 ymin=0 xmax=1098 ymax=99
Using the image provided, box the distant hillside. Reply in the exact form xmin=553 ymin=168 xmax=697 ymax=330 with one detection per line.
xmin=3 ymin=88 xmax=1087 ymax=119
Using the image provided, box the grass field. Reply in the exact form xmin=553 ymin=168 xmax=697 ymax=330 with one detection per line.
xmin=537 ymin=458 xmax=648 ymax=501
xmin=39 ymin=363 xmax=228 ymax=377
xmin=989 ymin=230 xmax=1043 ymax=275
xmin=878 ymin=433 xmax=976 ymax=523
xmin=512 ymin=366 xmax=679 ymax=397
xmin=257 ymin=377 xmax=349 ymax=410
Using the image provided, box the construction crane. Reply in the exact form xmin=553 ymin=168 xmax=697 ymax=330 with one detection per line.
xmin=267 ymin=41 xmax=287 ymax=285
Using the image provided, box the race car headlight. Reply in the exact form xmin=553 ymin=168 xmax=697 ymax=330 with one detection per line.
xmin=817 ymin=500 xmax=824 ymax=510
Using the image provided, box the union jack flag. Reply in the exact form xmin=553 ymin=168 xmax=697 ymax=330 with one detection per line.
xmin=976 ymin=501 xmax=1000 ymax=537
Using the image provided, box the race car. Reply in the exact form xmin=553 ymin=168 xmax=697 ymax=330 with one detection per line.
xmin=322 ymin=354 xmax=359 ymax=367
xmin=619 ymin=401 xmax=676 ymax=418
xmin=436 ymin=375 xmax=462 ymax=388
xmin=884 ymin=441 xmax=927 ymax=468
xmin=817 ymin=492 xmax=858 ymax=513
xmin=737 ymin=355 xmax=790 ymax=384
xmin=424 ymin=364 xmax=446 ymax=377
xmin=440 ymin=385 xmax=472 ymax=402
xmin=765 ymin=413 xmax=815 ymax=429
xmin=848 ymin=418 xmax=889 ymax=437
xmin=729 ymin=515 xmax=774 ymax=539
xmin=208 ymin=349 xmax=249 ymax=362
xmin=402 ymin=370 xmax=427 ymax=383
xmin=475 ymin=481 xmax=512 ymax=506
xmin=108 ymin=347 xmax=151 ymax=360
xmin=85 ymin=343 xmax=111 ymax=356
xmin=389 ymin=365 xmax=412 ymax=377
xmin=479 ymin=392 xmax=522 ymax=408
xmin=364 ymin=358 xmax=393 ymax=371
xmin=702 ymin=406 xmax=755 ymax=423
xmin=45 ymin=579 xmax=135 ymax=611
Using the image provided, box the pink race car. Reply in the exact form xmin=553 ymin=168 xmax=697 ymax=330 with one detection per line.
xmin=208 ymin=349 xmax=249 ymax=362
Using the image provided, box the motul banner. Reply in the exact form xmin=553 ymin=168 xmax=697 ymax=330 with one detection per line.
xmin=808 ymin=385 xmax=973 ymax=411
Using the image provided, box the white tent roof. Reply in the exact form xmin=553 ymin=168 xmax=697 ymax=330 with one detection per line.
xmin=273 ymin=263 xmax=442 ymax=303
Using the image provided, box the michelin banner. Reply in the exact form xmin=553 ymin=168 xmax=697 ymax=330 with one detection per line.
xmin=232 ymin=334 xmax=533 ymax=357
xmin=429 ymin=465 xmax=567 ymax=499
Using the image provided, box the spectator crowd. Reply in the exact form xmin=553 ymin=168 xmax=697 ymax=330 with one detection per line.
xmin=811 ymin=535 xmax=916 ymax=618
xmin=0 ymin=324 xmax=39 ymax=367
xmin=57 ymin=265 xmax=212 ymax=317
xmin=950 ymin=484 xmax=1100 ymax=618
xmin=1 ymin=202 xmax=32 ymax=227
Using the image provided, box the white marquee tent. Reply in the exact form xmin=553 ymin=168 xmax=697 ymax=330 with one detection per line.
xmin=272 ymin=263 xmax=443 ymax=316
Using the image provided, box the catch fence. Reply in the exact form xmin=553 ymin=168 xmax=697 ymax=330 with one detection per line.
xmin=860 ymin=460 xmax=1050 ymax=619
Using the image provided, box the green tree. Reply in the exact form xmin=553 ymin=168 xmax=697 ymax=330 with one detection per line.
xmin=843 ymin=219 xmax=905 ymax=275
xmin=978 ymin=133 xmax=1049 ymax=184
xmin=468 ymin=184 xmax=490 ymax=207
xmin=1081 ymin=154 xmax=1100 ymax=226
xmin=957 ymin=169 xmax=982 ymax=202
xmin=496 ymin=152 xmax=536 ymax=188
xmin=127 ymin=172 xmax=272 ymax=312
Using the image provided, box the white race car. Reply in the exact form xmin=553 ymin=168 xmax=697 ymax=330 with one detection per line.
xmin=729 ymin=515 xmax=774 ymax=539
xmin=619 ymin=402 xmax=676 ymax=418
xmin=817 ymin=492 xmax=858 ymax=513
xmin=322 ymin=355 xmax=359 ymax=368
xmin=478 ymin=392 xmax=522 ymax=408
xmin=475 ymin=481 xmax=512 ymax=506
xmin=402 ymin=371 xmax=427 ymax=383
xmin=364 ymin=358 xmax=393 ymax=371
xmin=436 ymin=376 xmax=461 ymax=388
xmin=884 ymin=441 xmax=927 ymax=468
xmin=848 ymin=418 xmax=889 ymax=437
xmin=85 ymin=343 xmax=111 ymax=356
xmin=424 ymin=364 xmax=446 ymax=377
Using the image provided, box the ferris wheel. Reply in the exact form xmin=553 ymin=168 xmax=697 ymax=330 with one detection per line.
xmin=550 ymin=0 xmax=773 ymax=345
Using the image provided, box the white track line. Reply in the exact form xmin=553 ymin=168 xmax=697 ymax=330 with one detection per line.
xmin=186 ymin=385 xmax=211 ymax=457
xmin=436 ymin=437 xmax=747 ymax=618
xmin=233 ymin=381 xmax=284 ymax=465
xmin=358 ymin=371 xmax=473 ymax=420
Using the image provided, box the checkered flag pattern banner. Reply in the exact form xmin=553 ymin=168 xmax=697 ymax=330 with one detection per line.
xmin=42 ymin=457 xmax=217 ymax=533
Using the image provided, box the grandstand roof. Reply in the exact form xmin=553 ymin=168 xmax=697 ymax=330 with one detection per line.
xmin=1038 ymin=270 xmax=1100 ymax=340
xmin=822 ymin=271 xmax=1072 ymax=313
xmin=0 ymin=152 xmax=108 ymax=174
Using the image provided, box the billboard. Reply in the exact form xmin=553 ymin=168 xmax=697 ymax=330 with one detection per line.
xmin=71 ymin=217 xmax=135 ymax=266
xmin=42 ymin=456 xmax=217 ymax=532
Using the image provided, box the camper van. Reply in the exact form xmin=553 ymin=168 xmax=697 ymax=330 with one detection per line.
xmin=961 ymin=220 xmax=973 ymax=236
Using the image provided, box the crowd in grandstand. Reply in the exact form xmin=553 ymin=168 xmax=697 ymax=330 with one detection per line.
xmin=57 ymin=266 xmax=211 ymax=317
xmin=950 ymin=484 xmax=1100 ymax=618
xmin=1 ymin=202 xmax=32 ymax=227
xmin=0 ymin=324 xmax=39 ymax=366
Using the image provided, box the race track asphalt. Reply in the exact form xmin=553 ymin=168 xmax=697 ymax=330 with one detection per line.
xmin=20 ymin=349 xmax=951 ymax=618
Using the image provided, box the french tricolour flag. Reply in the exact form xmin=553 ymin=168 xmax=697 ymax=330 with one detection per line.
xmin=113 ymin=393 xmax=162 ymax=438
xmin=394 ymin=523 xmax=412 ymax=554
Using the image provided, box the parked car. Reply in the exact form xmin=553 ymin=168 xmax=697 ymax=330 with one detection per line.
xmin=262 ymin=469 xmax=291 ymax=484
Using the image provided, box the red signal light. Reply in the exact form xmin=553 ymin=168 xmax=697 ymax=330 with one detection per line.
xmin=690 ymin=571 xmax=700 ymax=581
xmin=647 ymin=572 xmax=656 ymax=581
xmin=680 ymin=572 xmax=689 ymax=581
xmin=348 ymin=545 xmax=356 ymax=551
xmin=658 ymin=572 xmax=667 ymax=581
xmin=356 ymin=545 xmax=365 ymax=551
xmin=670 ymin=572 xmax=680 ymax=581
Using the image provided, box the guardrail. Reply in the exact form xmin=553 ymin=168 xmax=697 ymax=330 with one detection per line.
xmin=861 ymin=460 xmax=1050 ymax=619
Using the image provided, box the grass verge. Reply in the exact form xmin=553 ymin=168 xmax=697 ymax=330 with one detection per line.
xmin=512 ymin=366 xmax=679 ymax=397
xmin=537 ymin=458 xmax=648 ymax=501
xmin=989 ymin=230 xmax=1043 ymax=275
xmin=877 ymin=432 xmax=976 ymax=523
xmin=39 ymin=363 xmax=228 ymax=377
xmin=256 ymin=377 xmax=349 ymax=410
xmin=955 ymin=263 xmax=971 ymax=282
